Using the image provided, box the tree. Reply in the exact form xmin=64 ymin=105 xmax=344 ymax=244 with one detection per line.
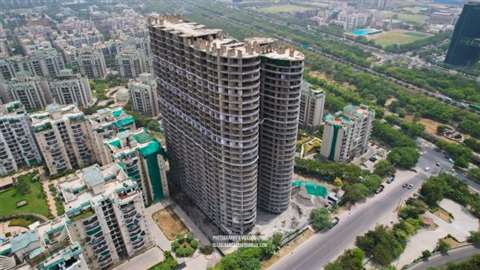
xmin=272 ymin=232 xmax=283 ymax=250
xmin=324 ymin=248 xmax=365 ymax=270
xmin=342 ymin=183 xmax=369 ymax=204
xmin=364 ymin=175 xmax=382 ymax=194
xmin=388 ymin=147 xmax=420 ymax=169
xmin=468 ymin=231 xmax=480 ymax=247
xmin=468 ymin=168 xmax=480 ymax=183
xmin=422 ymin=250 xmax=432 ymax=260
xmin=436 ymin=239 xmax=450 ymax=255
xmin=374 ymin=160 xmax=395 ymax=177
xmin=15 ymin=178 xmax=30 ymax=196
xmin=310 ymin=208 xmax=331 ymax=231
xmin=420 ymin=179 xmax=445 ymax=207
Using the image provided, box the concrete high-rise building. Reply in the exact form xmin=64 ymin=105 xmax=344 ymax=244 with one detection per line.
xmin=116 ymin=48 xmax=150 ymax=79
xmin=77 ymin=46 xmax=108 ymax=79
xmin=445 ymin=2 xmax=480 ymax=66
xmin=299 ymin=81 xmax=325 ymax=130
xmin=103 ymin=128 xmax=169 ymax=206
xmin=60 ymin=164 xmax=152 ymax=270
xmin=31 ymin=104 xmax=95 ymax=175
xmin=87 ymin=107 xmax=136 ymax=166
xmin=0 ymin=101 xmax=42 ymax=176
xmin=0 ymin=73 xmax=52 ymax=111
xmin=128 ymin=73 xmax=159 ymax=117
xmin=321 ymin=104 xmax=374 ymax=162
xmin=149 ymin=16 xmax=304 ymax=234
xmin=49 ymin=69 xmax=94 ymax=109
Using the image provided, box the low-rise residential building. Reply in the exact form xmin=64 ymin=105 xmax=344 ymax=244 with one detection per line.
xmin=299 ymin=81 xmax=325 ymax=129
xmin=127 ymin=73 xmax=158 ymax=117
xmin=321 ymin=104 xmax=374 ymax=161
xmin=0 ymin=101 xmax=42 ymax=176
xmin=0 ymin=218 xmax=89 ymax=270
xmin=86 ymin=107 xmax=136 ymax=166
xmin=0 ymin=74 xmax=52 ymax=111
xmin=103 ymin=128 xmax=169 ymax=206
xmin=31 ymin=104 xmax=95 ymax=176
xmin=77 ymin=46 xmax=108 ymax=79
xmin=59 ymin=164 xmax=152 ymax=269
xmin=49 ymin=69 xmax=94 ymax=109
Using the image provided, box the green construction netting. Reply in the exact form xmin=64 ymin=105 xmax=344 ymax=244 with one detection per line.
xmin=292 ymin=180 xmax=328 ymax=198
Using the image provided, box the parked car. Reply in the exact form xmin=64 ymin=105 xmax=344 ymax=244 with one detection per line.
xmin=330 ymin=217 xmax=340 ymax=228
xmin=375 ymin=184 xmax=385 ymax=194
xmin=386 ymin=176 xmax=395 ymax=184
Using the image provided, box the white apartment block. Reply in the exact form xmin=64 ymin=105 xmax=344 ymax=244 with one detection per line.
xmin=103 ymin=128 xmax=169 ymax=206
xmin=49 ymin=69 xmax=94 ymax=109
xmin=321 ymin=104 xmax=374 ymax=161
xmin=86 ymin=107 xmax=136 ymax=166
xmin=116 ymin=48 xmax=149 ymax=79
xmin=77 ymin=46 xmax=108 ymax=79
xmin=31 ymin=104 xmax=95 ymax=176
xmin=127 ymin=73 xmax=159 ymax=117
xmin=299 ymin=81 xmax=325 ymax=129
xmin=0 ymin=101 xmax=42 ymax=176
xmin=60 ymin=164 xmax=152 ymax=270
xmin=0 ymin=73 xmax=52 ymax=111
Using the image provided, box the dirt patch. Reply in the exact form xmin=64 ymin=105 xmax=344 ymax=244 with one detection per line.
xmin=308 ymin=71 xmax=355 ymax=90
xmin=442 ymin=235 xmax=462 ymax=248
xmin=261 ymin=228 xmax=315 ymax=270
xmin=433 ymin=208 xmax=453 ymax=223
xmin=152 ymin=207 xmax=189 ymax=240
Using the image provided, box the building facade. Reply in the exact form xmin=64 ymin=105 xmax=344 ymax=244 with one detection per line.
xmin=0 ymin=74 xmax=52 ymax=111
xmin=60 ymin=164 xmax=152 ymax=270
xmin=445 ymin=2 xmax=480 ymax=66
xmin=299 ymin=82 xmax=325 ymax=129
xmin=103 ymin=128 xmax=169 ymax=206
xmin=127 ymin=73 xmax=159 ymax=117
xmin=77 ymin=46 xmax=108 ymax=79
xmin=49 ymin=69 xmax=94 ymax=109
xmin=31 ymin=104 xmax=95 ymax=175
xmin=149 ymin=16 xmax=304 ymax=234
xmin=0 ymin=101 xmax=42 ymax=176
xmin=116 ymin=48 xmax=150 ymax=79
xmin=321 ymin=104 xmax=374 ymax=162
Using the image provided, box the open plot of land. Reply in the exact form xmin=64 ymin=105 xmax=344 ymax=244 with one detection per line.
xmin=393 ymin=199 xmax=479 ymax=268
xmin=0 ymin=173 xmax=49 ymax=217
xmin=258 ymin=4 xmax=314 ymax=14
xmin=370 ymin=30 xmax=431 ymax=47
xmin=152 ymin=206 xmax=189 ymax=240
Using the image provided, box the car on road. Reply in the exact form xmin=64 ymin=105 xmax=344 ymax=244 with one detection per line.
xmin=330 ymin=217 xmax=340 ymax=228
xmin=425 ymin=167 xmax=430 ymax=171
xmin=435 ymin=162 xmax=440 ymax=167
xmin=376 ymin=184 xmax=385 ymax=194
xmin=402 ymin=183 xmax=414 ymax=189
xmin=386 ymin=176 xmax=395 ymax=184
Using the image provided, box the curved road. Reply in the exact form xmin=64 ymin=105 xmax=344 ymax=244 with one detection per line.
xmin=408 ymin=245 xmax=480 ymax=270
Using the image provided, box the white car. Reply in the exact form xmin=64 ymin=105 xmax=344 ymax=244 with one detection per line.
xmin=425 ymin=167 xmax=430 ymax=171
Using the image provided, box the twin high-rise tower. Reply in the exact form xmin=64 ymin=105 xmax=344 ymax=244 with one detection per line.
xmin=148 ymin=16 xmax=304 ymax=234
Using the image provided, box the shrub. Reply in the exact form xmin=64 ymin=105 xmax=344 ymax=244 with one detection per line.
xmin=200 ymin=245 xmax=214 ymax=255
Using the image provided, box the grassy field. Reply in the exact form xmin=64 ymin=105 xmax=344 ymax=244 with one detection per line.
xmin=370 ymin=30 xmax=431 ymax=47
xmin=0 ymin=173 xmax=50 ymax=217
xmin=258 ymin=4 xmax=314 ymax=14
xmin=383 ymin=11 xmax=428 ymax=25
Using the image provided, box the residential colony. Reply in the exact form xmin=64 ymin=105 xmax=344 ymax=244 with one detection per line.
xmin=0 ymin=15 xmax=375 ymax=270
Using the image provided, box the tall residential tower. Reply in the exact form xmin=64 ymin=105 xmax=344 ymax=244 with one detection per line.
xmin=149 ymin=16 xmax=303 ymax=234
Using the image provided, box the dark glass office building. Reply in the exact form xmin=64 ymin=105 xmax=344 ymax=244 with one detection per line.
xmin=445 ymin=2 xmax=480 ymax=66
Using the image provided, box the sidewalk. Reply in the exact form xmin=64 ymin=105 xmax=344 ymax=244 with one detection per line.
xmin=113 ymin=247 xmax=164 ymax=270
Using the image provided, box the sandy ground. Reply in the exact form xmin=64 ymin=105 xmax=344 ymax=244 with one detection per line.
xmin=152 ymin=206 xmax=189 ymax=241
xmin=393 ymin=199 xmax=479 ymax=268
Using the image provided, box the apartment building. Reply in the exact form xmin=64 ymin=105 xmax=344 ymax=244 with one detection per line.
xmin=127 ymin=73 xmax=159 ymax=117
xmin=77 ymin=46 xmax=108 ymax=79
xmin=0 ymin=217 xmax=89 ymax=270
xmin=49 ymin=69 xmax=94 ymax=109
xmin=0 ymin=101 xmax=42 ymax=176
xmin=299 ymin=81 xmax=325 ymax=129
xmin=87 ymin=107 xmax=136 ymax=166
xmin=0 ymin=73 xmax=52 ymax=111
xmin=103 ymin=128 xmax=169 ymax=206
xmin=31 ymin=104 xmax=95 ymax=175
xmin=321 ymin=104 xmax=375 ymax=161
xmin=60 ymin=164 xmax=152 ymax=270
xmin=116 ymin=48 xmax=150 ymax=79
xmin=149 ymin=16 xmax=304 ymax=233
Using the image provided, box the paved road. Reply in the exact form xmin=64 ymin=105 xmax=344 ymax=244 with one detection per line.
xmin=269 ymin=140 xmax=443 ymax=270
xmin=408 ymin=245 xmax=480 ymax=270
